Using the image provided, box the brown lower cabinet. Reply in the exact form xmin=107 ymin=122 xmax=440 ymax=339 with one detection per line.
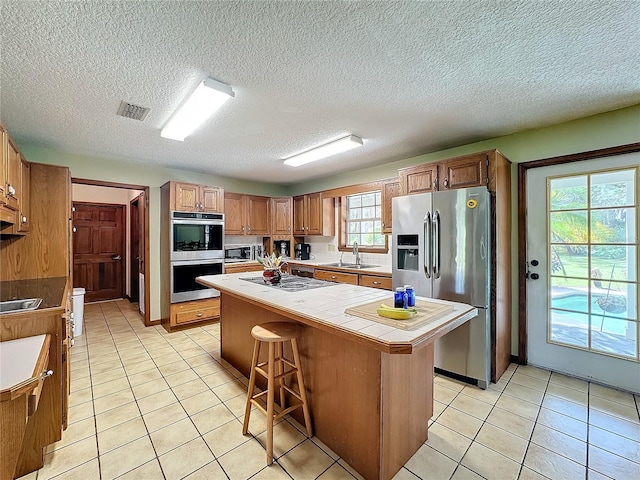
xmin=314 ymin=269 xmax=359 ymax=285
xmin=359 ymin=274 xmax=392 ymax=290
xmin=168 ymin=297 xmax=220 ymax=329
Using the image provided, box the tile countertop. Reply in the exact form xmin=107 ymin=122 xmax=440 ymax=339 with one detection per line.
xmin=287 ymin=259 xmax=392 ymax=276
xmin=197 ymin=273 xmax=476 ymax=354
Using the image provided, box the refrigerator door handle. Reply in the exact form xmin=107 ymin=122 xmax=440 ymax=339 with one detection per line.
xmin=433 ymin=210 xmax=441 ymax=279
xmin=423 ymin=211 xmax=432 ymax=278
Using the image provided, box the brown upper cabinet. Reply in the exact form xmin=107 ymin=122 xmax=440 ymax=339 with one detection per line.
xmin=398 ymin=151 xmax=490 ymax=195
xmin=1 ymin=125 xmax=29 ymax=230
xmin=5 ymin=135 xmax=22 ymax=212
xmin=224 ymin=193 xmax=271 ymax=235
xmin=271 ymin=196 xmax=293 ymax=235
xmin=171 ymin=182 xmax=224 ymax=213
xmin=18 ymin=155 xmax=30 ymax=232
xmin=439 ymin=153 xmax=487 ymax=190
xmin=398 ymin=163 xmax=438 ymax=195
xmin=293 ymin=193 xmax=335 ymax=236
xmin=381 ymin=178 xmax=400 ymax=234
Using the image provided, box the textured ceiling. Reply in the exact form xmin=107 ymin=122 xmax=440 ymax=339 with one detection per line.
xmin=1 ymin=1 xmax=639 ymax=185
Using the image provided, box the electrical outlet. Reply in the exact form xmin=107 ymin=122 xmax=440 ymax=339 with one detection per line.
xmin=327 ymin=244 xmax=335 ymax=252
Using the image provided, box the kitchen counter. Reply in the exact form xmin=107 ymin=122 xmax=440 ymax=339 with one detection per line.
xmin=197 ymin=273 xmax=476 ymax=479
xmin=198 ymin=273 xmax=474 ymax=353
xmin=0 ymin=277 xmax=68 ymax=310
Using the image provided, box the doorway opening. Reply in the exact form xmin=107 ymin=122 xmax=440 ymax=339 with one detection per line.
xmin=72 ymin=179 xmax=152 ymax=326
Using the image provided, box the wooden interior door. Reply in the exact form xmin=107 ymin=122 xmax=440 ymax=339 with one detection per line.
xmin=73 ymin=203 xmax=125 ymax=302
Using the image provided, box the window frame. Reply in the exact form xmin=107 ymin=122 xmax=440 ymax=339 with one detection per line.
xmin=337 ymin=191 xmax=388 ymax=254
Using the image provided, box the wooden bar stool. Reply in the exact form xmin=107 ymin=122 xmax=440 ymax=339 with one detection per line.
xmin=242 ymin=322 xmax=312 ymax=464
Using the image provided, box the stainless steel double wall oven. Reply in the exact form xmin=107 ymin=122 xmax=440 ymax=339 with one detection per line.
xmin=170 ymin=211 xmax=224 ymax=302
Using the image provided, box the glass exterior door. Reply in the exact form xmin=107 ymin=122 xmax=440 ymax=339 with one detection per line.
xmin=526 ymin=154 xmax=639 ymax=393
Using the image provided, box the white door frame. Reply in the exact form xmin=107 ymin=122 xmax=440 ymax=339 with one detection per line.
xmin=517 ymin=142 xmax=640 ymax=364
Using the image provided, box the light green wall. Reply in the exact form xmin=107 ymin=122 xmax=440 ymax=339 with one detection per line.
xmin=18 ymin=104 xmax=640 ymax=352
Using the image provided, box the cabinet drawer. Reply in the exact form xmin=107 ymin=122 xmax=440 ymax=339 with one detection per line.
xmin=171 ymin=298 xmax=220 ymax=326
xmin=224 ymin=262 xmax=264 ymax=274
xmin=359 ymin=275 xmax=392 ymax=290
xmin=315 ymin=269 xmax=359 ymax=285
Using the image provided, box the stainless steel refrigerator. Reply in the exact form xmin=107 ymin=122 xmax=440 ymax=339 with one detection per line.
xmin=392 ymin=187 xmax=491 ymax=389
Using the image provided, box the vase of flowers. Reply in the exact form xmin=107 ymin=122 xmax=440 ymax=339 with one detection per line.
xmin=257 ymin=252 xmax=287 ymax=284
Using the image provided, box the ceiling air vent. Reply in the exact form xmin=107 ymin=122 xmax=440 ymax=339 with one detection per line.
xmin=116 ymin=101 xmax=150 ymax=121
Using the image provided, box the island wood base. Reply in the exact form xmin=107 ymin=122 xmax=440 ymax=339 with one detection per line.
xmin=220 ymin=293 xmax=433 ymax=480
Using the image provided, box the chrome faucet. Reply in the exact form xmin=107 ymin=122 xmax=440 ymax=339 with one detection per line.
xmin=339 ymin=252 xmax=344 ymax=267
xmin=353 ymin=241 xmax=361 ymax=266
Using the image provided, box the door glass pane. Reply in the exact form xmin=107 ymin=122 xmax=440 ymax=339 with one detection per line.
xmin=549 ymin=311 xmax=589 ymax=348
xmin=550 ymin=211 xmax=587 ymax=243
xmin=550 ymin=246 xmax=589 ymax=279
xmin=550 ymin=176 xmax=588 ymax=210
xmin=590 ymin=319 xmax=637 ymax=359
xmin=590 ymin=169 xmax=635 ymax=208
xmin=591 ymin=208 xmax=636 ymax=244
xmin=551 ymin=278 xmax=590 ymax=313
xmin=591 ymin=246 xmax=636 ymax=282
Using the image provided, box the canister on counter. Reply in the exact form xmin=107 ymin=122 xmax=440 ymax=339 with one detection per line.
xmin=394 ymin=287 xmax=407 ymax=308
xmin=404 ymin=285 xmax=415 ymax=307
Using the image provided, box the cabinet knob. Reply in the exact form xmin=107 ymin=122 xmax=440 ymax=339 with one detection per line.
xmin=7 ymin=184 xmax=16 ymax=196
xmin=443 ymin=178 xmax=448 ymax=188
xmin=373 ymin=281 xmax=381 ymax=285
xmin=73 ymin=227 xmax=77 ymax=233
xmin=195 ymin=312 xmax=203 ymax=317
xmin=21 ymin=215 xmax=27 ymax=223
xmin=43 ymin=370 xmax=54 ymax=378
xmin=331 ymin=275 xmax=337 ymax=279
xmin=248 ymin=226 xmax=251 ymax=232
xmin=241 ymin=226 xmax=244 ymax=232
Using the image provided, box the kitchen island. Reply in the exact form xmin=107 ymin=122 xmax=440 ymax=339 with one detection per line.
xmin=197 ymin=273 xmax=476 ymax=480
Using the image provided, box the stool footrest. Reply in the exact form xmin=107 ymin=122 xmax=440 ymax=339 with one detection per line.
xmin=255 ymin=366 xmax=298 ymax=382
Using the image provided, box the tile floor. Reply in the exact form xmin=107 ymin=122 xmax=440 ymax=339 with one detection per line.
xmin=20 ymin=299 xmax=640 ymax=480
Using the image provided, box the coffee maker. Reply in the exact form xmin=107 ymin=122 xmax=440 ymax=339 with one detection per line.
xmin=295 ymin=243 xmax=311 ymax=260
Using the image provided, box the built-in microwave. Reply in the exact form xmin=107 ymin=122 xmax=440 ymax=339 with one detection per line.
xmin=170 ymin=259 xmax=223 ymax=303
xmin=224 ymin=244 xmax=263 ymax=263
xmin=171 ymin=211 xmax=224 ymax=261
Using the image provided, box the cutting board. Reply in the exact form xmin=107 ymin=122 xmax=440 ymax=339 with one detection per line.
xmin=344 ymin=298 xmax=454 ymax=330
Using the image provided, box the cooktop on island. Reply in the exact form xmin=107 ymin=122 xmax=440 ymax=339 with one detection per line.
xmin=240 ymin=274 xmax=334 ymax=292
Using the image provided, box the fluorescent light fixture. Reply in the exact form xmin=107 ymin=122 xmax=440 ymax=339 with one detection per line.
xmin=283 ymin=135 xmax=364 ymax=167
xmin=161 ymin=77 xmax=234 ymax=141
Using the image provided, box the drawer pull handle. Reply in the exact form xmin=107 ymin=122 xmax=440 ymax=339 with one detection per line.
xmin=373 ymin=281 xmax=381 ymax=285
xmin=195 ymin=312 xmax=204 ymax=317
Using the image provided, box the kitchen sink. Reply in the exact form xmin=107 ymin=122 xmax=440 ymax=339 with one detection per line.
xmin=0 ymin=298 xmax=43 ymax=315
xmin=321 ymin=262 xmax=380 ymax=269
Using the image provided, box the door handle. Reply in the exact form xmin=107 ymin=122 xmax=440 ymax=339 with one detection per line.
xmin=424 ymin=211 xmax=432 ymax=279
xmin=433 ymin=210 xmax=440 ymax=279
xmin=112 ymin=255 xmax=122 ymax=260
